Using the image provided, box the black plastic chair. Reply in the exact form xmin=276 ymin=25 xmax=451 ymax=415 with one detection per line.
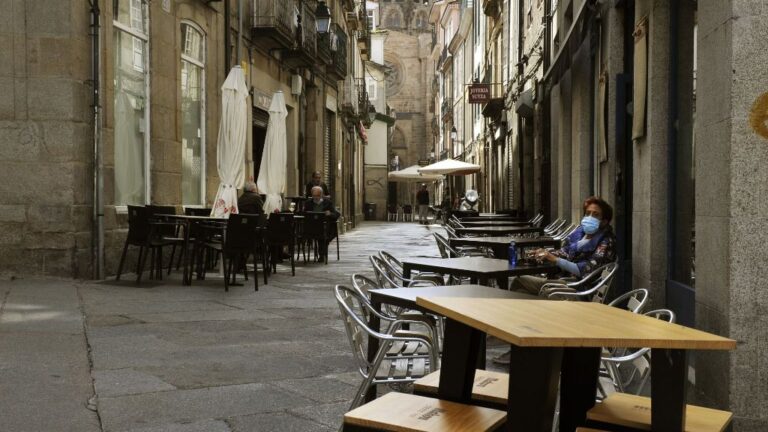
xmin=302 ymin=212 xmax=334 ymax=264
xmin=200 ymin=214 xmax=265 ymax=292
xmin=184 ymin=207 xmax=212 ymax=216
xmin=264 ymin=213 xmax=296 ymax=276
xmin=116 ymin=205 xmax=183 ymax=284
xmin=147 ymin=205 xmax=185 ymax=275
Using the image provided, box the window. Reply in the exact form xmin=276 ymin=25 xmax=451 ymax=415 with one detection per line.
xmin=113 ymin=0 xmax=149 ymax=206
xmin=366 ymin=76 xmax=377 ymax=100
xmin=181 ymin=22 xmax=206 ymax=206
xmin=367 ymin=9 xmax=376 ymax=31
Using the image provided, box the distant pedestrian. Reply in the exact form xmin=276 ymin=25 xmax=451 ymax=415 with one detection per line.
xmin=416 ymin=184 xmax=430 ymax=225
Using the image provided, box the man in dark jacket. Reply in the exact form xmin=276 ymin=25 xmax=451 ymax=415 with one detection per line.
xmin=304 ymin=171 xmax=330 ymax=198
xmin=303 ymin=186 xmax=340 ymax=220
xmin=237 ymin=181 xmax=264 ymax=214
xmin=303 ymin=186 xmax=340 ymax=260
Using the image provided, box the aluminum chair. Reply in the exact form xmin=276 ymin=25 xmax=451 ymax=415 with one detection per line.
xmin=543 ymin=262 xmax=619 ymax=303
xmin=387 ymin=204 xmax=399 ymax=222
xmin=553 ymin=224 xmax=578 ymax=241
xmin=608 ymin=288 xmax=649 ymax=314
xmin=370 ymin=255 xmax=439 ymax=289
xmin=378 ymin=251 xmax=444 ymax=285
xmin=335 ymin=285 xmax=439 ymax=410
xmin=542 ymin=218 xmax=563 ymax=233
xmin=351 ymin=274 xmax=442 ymax=350
xmin=599 ymin=309 xmax=676 ymax=396
xmin=544 ymin=219 xmax=567 ymax=235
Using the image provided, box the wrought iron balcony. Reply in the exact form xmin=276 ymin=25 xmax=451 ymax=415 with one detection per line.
xmin=356 ymin=78 xmax=373 ymax=126
xmin=441 ymin=97 xmax=453 ymax=121
xmin=252 ymin=0 xmax=296 ymax=49
xmin=317 ymin=33 xmax=333 ymax=65
xmin=330 ymin=25 xmax=348 ymax=80
xmin=279 ymin=0 xmax=317 ymax=68
xmin=341 ymin=75 xmax=358 ymax=115
xmin=357 ymin=5 xmax=370 ymax=60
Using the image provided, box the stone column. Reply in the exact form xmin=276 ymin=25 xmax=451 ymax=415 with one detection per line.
xmin=631 ymin=0 xmax=670 ymax=306
xmin=695 ymin=1 xmax=768 ymax=429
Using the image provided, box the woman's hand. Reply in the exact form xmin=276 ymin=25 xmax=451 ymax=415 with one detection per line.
xmin=534 ymin=248 xmax=558 ymax=263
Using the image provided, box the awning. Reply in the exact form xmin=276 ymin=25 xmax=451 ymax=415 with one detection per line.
xmin=388 ymin=165 xmax=444 ymax=182
xmin=418 ymin=159 xmax=481 ymax=176
xmin=543 ymin=0 xmax=596 ymax=88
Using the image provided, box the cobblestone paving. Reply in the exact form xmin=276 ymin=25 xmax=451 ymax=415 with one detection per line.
xmin=1 ymin=221 xmax=447 ymax=432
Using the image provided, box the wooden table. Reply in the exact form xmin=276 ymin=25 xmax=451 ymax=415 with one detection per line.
xmin=414 ymin=298 xmax=736 ymax=432
xmin=157 ymin=214 xmax=227 ymax=285
xmin=455 ymin=226 xmax=544 ymax=237
xmin=459 ymin=221 xmax=533 ymax=227
xmin=449 ymin=236 xmax=561 ymax=259
xmin=364 ymin=285 xmax=538 ymax=403
xmin=401 ymin=257 xmax=557 ymax=288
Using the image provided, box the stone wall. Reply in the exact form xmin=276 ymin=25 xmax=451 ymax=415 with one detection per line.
xmin=695 ymin=0 xmax=768 ymax=429
xmin=0 ymin=0 xmax=93 ymax=278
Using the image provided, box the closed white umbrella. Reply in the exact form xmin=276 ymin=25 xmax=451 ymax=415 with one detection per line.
xmin=211 ymin=66 xmax=249 ymax=218
xmin=387 ymin=165 xmax=444 ymax=182
xmin=257 ymin=91 xmax=288 ymax=213
xmin=418 ymin=159 xmax=481 ymax=176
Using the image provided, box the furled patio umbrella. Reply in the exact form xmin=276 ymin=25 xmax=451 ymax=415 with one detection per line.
xmin=387 ymin=164 xmax=444 ymax=182
xmin=417 ymin=159 xmax=481 ymax=176
xmin=257 ymin=91 xmax=288 ymax=213
xmin=211 ymin=66 xmax=249 ymax=218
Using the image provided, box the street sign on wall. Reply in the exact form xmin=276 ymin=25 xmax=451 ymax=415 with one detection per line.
xmin=418 ymin=159 xmax=430 ymax=166
xmin=468 ymin=84 xmax=490 ymax=104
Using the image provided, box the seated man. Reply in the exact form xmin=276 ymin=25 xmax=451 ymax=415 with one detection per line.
xmin=511 ymin=196 xmax=617 ymax=295
xmin=303 ymin=186 xmax=340 ymax=259
xmin=237 ymin=181 xmax=264 ymax=214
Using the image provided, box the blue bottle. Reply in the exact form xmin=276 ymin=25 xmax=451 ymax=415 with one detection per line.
xmin=508 ymin=241 xmax=517 ymax=267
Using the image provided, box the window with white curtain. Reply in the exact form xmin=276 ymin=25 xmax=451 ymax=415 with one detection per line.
xmin=113 ymin=0 xmax=149 ymax=206
xmin=180 ymin=22 xmax=206 ymax=206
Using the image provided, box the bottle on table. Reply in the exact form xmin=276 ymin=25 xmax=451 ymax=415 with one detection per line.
xmin=508 ymin=241 xmax=517 ymax=267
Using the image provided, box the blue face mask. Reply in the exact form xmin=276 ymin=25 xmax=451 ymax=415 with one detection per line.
xmin=581 ymin=216 xmax=601 ymax=235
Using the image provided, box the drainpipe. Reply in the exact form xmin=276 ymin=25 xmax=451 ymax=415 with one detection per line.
xmin=516 ymin=0 xmax=525 ymax=215
xmin=225 ymin=0 xmax=231 ymax=74
xmin=90 ymin=0 xmax=104 ymax=280
xmin=237 ymin=0 xmax=243 ymax=63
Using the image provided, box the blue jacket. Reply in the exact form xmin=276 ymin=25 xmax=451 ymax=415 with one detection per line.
xmin=553 ymin=225 xmax=617 ymax=276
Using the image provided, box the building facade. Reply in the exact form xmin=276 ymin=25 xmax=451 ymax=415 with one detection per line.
xmin=0 ymin=0 xmax=374 ymax=278
xmin=424 ymin=0 xmax=768 ymax=428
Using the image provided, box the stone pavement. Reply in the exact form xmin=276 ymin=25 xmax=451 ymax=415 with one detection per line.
xmin=0 ymin=221 xmax=446 ymax=432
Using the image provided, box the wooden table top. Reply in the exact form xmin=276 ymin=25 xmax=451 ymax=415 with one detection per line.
xmin=460 ymin=221 xmax=533 ymax=227
xmin=414 ymin=297 xmax=737 ymax=350
xmin=370 ymin=285 xmax=536 ymax=306
xmin=449 ymin=236 xmax=561 ymax=249
xmin=455 ymin=226 xmax=544 ymax=235
xmin=401 ymin=257 xmax=557 ymax=278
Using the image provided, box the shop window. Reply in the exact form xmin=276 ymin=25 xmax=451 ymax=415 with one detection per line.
xmin=181 ymin=22 xmax=206 ymax=206
xmin=113 ymin=0 xmax=149 ymax=206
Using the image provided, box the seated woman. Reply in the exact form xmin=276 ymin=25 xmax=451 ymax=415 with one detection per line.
xmin=511 ymin=196 xmax=617 ymax=296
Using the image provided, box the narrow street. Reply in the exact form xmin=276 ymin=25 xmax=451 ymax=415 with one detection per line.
xmin=0 ymin=222 xmax=441 ymax=432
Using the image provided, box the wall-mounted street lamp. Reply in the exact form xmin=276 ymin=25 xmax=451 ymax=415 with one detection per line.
xmin=450 ymin=126 xmax=458 ymax=142
xmin=315 ymin=1 xmax=331 ymax=34
xmin=368 ymin=104 xmax=377 ymax=124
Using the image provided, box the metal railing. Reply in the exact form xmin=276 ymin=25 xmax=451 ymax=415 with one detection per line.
xmin=332 ymin=24 xmax=348 ymax=78
xmin=252 ymin=0 xmax=296 ymax=46
xmin=341 ymin=75 xmax=358 ymax=114
xmin=356 ymin=78 xmax=372 ymax=125
xmin=441 ymin=97 xmax=453 ymax=120
xmin=297 ymin=0 xmax=317 ymax=57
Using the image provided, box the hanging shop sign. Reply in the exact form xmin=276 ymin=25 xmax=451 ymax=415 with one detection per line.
xmin=468 ymin=84 xmax=491 ymax=104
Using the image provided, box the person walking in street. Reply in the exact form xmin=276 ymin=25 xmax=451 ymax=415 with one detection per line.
xmin=416 ymin=184 xmax=430 ymax=225
xmin=304 ymin=171 xmax=330 ymax=199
